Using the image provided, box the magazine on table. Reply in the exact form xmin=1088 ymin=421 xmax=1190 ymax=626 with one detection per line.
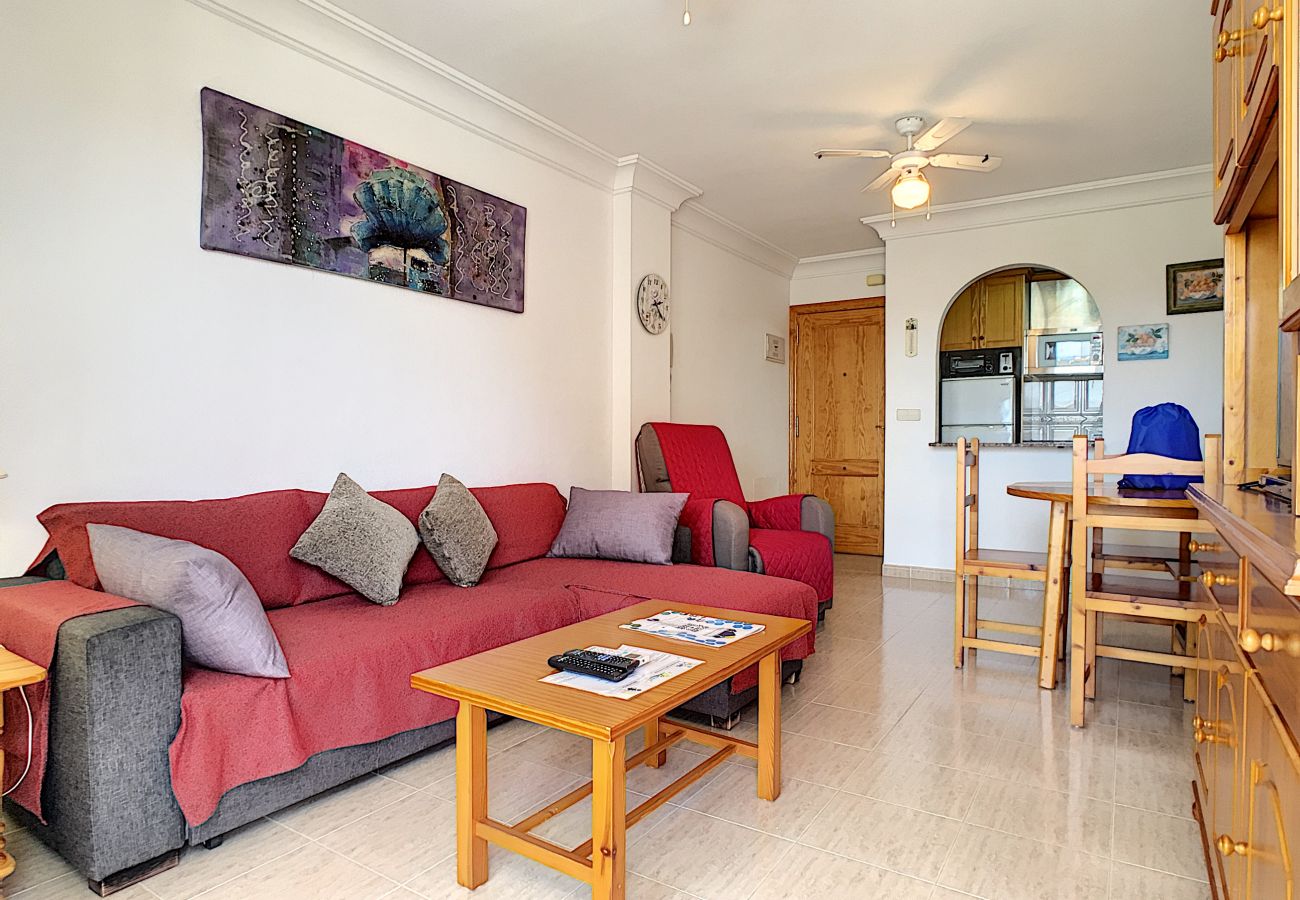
xmin=540 ymin=644 xmax=703 ymax=700
xmin=619 ymin=610 xmax=765 ymax=647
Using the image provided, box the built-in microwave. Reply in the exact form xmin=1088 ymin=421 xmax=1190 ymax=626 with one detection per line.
xmin=1025 ymin=331 xmax=1103 ymax=377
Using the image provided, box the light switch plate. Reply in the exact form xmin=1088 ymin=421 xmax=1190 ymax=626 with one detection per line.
xmin=765 ymin=333 xmax=786 ymax=364
xmin=896 ymin=408 xmax=921 ymax=421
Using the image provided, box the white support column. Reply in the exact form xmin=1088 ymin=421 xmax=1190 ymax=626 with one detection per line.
xmin=609 ymin=156 xmax=701 ymax=489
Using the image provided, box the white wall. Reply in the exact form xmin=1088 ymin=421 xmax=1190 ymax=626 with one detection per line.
xmin=0 ymin=0 xmax=621 ymax=574
xmin=790 ymin=250 xmax=887 ymax=305
xmin=670 ymin=209 xmax=795 ymax=499
xmin=880 ymin=192 xmax=1224 ymax=569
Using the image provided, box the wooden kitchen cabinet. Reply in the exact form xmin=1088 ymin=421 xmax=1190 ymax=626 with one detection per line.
xmin=1215 ymin=0 xmax=1242 ymax=222
xmin=938 ymin=272 xmax=1025 ymax=351
xmin=1214 ymin=0 xmax=1283 ymax=225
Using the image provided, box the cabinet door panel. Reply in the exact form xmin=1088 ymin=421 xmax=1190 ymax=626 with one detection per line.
xmin=980 ymin=274 xmax=1025 ymax=349
xmin=1239 ymin=2 xmax=1280 ymax=167
xmin=940 ymin=285 xmax=979 ymax=351
xmin=1208 ymin=634 xmax=1248 ymax=898
xmin=1242 ymin=676 xmax=1298 ymax=900
xmin=1214 ymin=0 xmax=1242 ymax=222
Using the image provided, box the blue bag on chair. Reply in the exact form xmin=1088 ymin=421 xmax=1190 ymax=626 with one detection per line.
xmin=1119 ymin=403 xmax=1202 ymax=490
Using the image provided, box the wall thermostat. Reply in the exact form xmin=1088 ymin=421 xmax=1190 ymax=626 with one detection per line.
xmin=765 ymin=333 xmax=786 ymax=364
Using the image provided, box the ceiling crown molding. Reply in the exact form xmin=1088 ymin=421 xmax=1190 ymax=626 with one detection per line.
xmin=672 ymin=201 xmax=799 ymax=278
xmin=613 ymin=155 xmax=703 ymax=212
xmin=862 ymin=164 xmax=1213 ymax=241
xmin=792 ymin=247 xmax=886 ymax=280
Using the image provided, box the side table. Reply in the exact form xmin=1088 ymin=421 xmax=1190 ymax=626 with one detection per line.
xmin=0 ymin=646 xmax=47 ymax=898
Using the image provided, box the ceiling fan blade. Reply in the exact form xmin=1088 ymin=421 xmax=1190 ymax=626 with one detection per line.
xmin=929 ymin=153 xmax=1002 ymax=172
xmin=860 ymin=168 xmax=898 ymax=192
xmin=814 ymin=148 xmax=892 ymax=160
xmin=913 ymin=117 xmax=971 ymax=151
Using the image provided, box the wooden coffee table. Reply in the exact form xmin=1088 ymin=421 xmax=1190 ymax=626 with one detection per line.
xmin=410 ymin=600 xmax=812 ymax=900
xmin=0 ymin=646 xmax=47 ymax=899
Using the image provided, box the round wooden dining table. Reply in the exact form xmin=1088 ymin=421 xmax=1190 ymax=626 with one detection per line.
xmin=1003 ymin=481 xmax=1198 ymax=690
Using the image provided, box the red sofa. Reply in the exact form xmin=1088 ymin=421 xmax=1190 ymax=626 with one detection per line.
xmin=0 ymin=480 xmax=818 ymax=892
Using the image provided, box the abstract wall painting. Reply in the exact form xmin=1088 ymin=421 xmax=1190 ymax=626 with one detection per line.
xmin=1117 ymin=323 xmax=1170 ymax=361
xmin=199 ymin=88 xmax=526 ymax=312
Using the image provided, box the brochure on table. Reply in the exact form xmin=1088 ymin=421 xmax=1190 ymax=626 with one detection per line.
xmin=619 ymin=610 xmax=765 ymax=647
xmin=540 ymin=645 xmax=702 ymax=700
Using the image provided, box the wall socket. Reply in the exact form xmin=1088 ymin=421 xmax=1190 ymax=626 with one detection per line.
xmin=765 ymin=333 xmax=786 ymax=364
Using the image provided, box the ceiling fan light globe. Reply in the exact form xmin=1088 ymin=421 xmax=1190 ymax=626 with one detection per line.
xmin=890 ymin=170 xmax=930 ymax=210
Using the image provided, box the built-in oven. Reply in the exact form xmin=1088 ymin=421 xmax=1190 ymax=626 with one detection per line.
xmin=1025 ymin=331 xmax=1103 ymax=377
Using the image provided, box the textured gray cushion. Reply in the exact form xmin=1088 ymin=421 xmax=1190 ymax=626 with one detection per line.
xmin=417 ymin=474 xmax=498 ymax=587
xmin=87 ymin=524 xmax=289 ymax=677
xmin=548 ymin=488 xmax=688 ymax=565
xmin=290 ymin=473 xmax=419 ymax=606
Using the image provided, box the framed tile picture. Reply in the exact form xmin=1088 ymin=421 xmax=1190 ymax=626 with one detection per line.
xmin=1165 ymin=258 xmax=1224 ymax=315
xmin=1117 ymin=323 xmax=1170 ymax=361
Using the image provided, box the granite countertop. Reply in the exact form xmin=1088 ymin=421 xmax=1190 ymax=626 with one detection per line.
xmin=928 ymin=442 xmax=1074 ymax=449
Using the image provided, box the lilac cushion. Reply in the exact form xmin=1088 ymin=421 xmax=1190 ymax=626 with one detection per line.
xmin=548 ymin=488 xmax=688 ymax=565
xmin=88 ymin=524 xmax=289 ymax=678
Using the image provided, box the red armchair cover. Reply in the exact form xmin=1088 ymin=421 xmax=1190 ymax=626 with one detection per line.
xmin=646 ymin=423 xmax=833 ymax=601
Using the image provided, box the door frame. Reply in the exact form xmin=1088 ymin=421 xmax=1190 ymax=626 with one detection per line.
xmin=788 ymin=296 xmax=887 ymax=548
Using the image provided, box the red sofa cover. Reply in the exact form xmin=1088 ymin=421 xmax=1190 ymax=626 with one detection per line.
xmin=18 ymin=481 xmax=818 ymax=828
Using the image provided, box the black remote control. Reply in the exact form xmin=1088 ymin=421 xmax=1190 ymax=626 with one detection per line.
xmin=547 ymin=649 xmax=641 ymax=682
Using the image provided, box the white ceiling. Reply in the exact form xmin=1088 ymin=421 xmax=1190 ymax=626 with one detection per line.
xmin=331 ymin=1 xmax=1211 ymax=259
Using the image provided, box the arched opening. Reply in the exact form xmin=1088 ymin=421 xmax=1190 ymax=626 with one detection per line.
xmin=937 ymin=265 xmax=1103 ymax=445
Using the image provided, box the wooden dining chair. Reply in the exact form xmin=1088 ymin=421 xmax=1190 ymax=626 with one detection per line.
xmin=1089 ymin=437 xmax=1195 ymax=585
xmin=1068 ymin=434 xmax=1222 ymax=727
xmin=954 ymin=437 xmax=1069 ymax=679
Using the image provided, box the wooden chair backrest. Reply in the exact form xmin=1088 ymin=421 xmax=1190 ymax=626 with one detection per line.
xmin=954 ymin=437 xmax=981 ymax=563
xmin=1070 ymin=434 xmax=1223 ymax=524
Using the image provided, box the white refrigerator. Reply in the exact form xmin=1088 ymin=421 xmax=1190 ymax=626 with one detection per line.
xmin=940 ymin=375 xmax=1016 ymax=443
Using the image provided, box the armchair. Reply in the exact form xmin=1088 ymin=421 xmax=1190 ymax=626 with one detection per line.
xmin=636 ymin=423 xmax=834 ymax=617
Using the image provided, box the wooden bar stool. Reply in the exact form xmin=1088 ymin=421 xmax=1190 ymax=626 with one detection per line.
xmin=1068 ymin=434 xmax=1222 ymax=727
xmin=954 ymin=437 xmax=1069 ymax=681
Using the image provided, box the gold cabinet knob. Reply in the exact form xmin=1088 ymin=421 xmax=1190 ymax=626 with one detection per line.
xmin=1242 ymin=629 xmax=1300 ymax=656
xmin=1253 ymin=4 xmax=1284 ymax=28
xmin=1187 ymin=540 xmax=1222 ymax=554
xmin=1201 ymin=570 xmax=1237 ymax=588
xmin=1196 ymin=726 xmax=1230 ymax=745
xmin=1217 ymin=834 xmax=1249 ymax=857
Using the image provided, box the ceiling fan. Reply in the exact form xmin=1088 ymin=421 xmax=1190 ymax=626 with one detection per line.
xmin=815 ymin=116 xmax=1002 ymax=218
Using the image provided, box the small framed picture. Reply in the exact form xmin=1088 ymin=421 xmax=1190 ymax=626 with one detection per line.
xmin=1166 ymin=258 xmax=1224 ymax=315
xmin=1117 ymin=323 xmax=1170 ymax=361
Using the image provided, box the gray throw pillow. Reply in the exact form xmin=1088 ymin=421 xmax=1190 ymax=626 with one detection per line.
xmin=290 ymin=473 xmax=419 ymax=606
xmin=418 ymin=474 xmax=498 ymax=587
xmin=548 ymin=488 xmax=689 ymax=565
xmin=88 ymin=524 xmax=289 ymax=678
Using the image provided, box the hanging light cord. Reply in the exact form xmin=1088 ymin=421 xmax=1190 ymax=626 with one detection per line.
xmin=1 ymin=686 xmax=34 ymax=797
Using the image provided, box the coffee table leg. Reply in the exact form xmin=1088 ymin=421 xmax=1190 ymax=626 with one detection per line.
xmin=591 ymin=736 xmax=627 ymax=900
xmin=455 ymin=702 xmax=488 ymax=889
xmin=643 ymin=718 xmax=666 ymax=768
xmin=757 ymin=650 xmax=781 ymax=801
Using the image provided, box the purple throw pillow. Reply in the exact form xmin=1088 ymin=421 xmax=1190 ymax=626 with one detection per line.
xmin=548 ymin=488 xmax=689 ymax=565
xmin=88 ymin=524 xmax=289 ymax=678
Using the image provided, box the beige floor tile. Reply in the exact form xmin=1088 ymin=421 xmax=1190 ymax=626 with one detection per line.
xmin=840 ymin=752 xmax=981 ymax=819
xmin=6 ymin=873 xmax=154 ymax=900
xmin=936 ymin=825 xmax=1109 ymax=900
xmin=1116 ymin=699 xmax=1194 ymax=737
xmin=627 ymin=807 xmax=791 ymax=898
xmin=498 ymin=727 xmax=593 ymax=776
xmin=748 ymin=843 xmax=932 ymax=900
xmin=964 ymin=778 xmax=1114 ymax=857
xmin=1000 ymin=705 xmax=1118 ymax=760
xmin=1 ymin=825 xmax=75 ymax=894
xmin=984 ymin=738 xmax=1116 ymax=801
xmin=1109 ymin=862 xmax=1210 ymax=899
xmin=681 ymin=765 xmax=835 ymax=839
xmin=486 ymin=718 xmax=545 ymax=752
xmin=1116 ymin=673 xmax=1191 ymax=709
xmin=782 ymin=702 xmax=890 ymax=749
xmin=799 ymin=793 xmax=961 ymax=881
xmin=378 ymin=743 xmax=459 ymax=790
xmin=318 ymin=790 xmax=458 ymax=883
xmin=269 ymin=773 xmax=415 ymax=839
xmin=146 ymin=818 xmax=308 ymax=900
xmin=529 ymin=787 xmax=670 ymax=849
xmin=812 ymin=674 xmax=927 ymax=720
xmin=624 ymin=744 xmax=721 ymax=802
xmin=1113 ymin=754 xmax=1196 ymax=818
xmin=872 ymin=719 xmax=1002 ymax=774
xmin=897 ymin=693 xmax=1016 ymax=738
xmin=759 ymin=732 xmax=871 ymax=788
xmin=1112 ymin=805 xmax=1206 ymax=880
xmin=427 ymin=755 xmax=583 ymax=822
xmin=403 ymin=846 xmax=578 ymax=899
xmin=194 ymin=842 xmax=398 ymax=900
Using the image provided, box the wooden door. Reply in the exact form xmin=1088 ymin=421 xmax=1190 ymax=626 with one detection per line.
xmin=790 ymin=298 xmax=885 ymax=555
xmin=939 ymin=285 xmax=979 ymax=351
xmin=979 ymin=273 xmax=1025 ymax=348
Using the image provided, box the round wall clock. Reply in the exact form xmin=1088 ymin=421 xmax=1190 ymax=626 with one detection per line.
xmin=637 ymin=273 xmax=670 ymax=335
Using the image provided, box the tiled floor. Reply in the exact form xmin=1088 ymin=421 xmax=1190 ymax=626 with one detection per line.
xmin=4 ymin=555 xmax=1210 ymax=899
